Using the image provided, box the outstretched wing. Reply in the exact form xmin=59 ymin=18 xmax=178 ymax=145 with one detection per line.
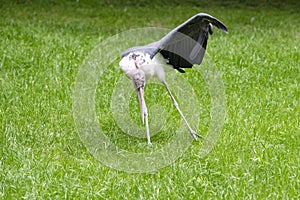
xmin=155 ymin=13 xmax=228 ymax=72
xmin=122 ymin=13 xmax=228 ymax=73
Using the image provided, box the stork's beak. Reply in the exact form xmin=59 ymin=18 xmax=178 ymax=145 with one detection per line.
xmin=136 ymin=86 xmax=146 ymax=124
xmin=132 ymin=69 xmax=146 ymax=123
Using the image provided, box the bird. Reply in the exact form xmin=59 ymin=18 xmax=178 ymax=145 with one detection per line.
xmin=119 ymin=13 xmax=228 ymax=144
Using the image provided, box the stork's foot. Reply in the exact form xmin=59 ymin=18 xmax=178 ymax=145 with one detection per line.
xmin=190 ymin=130 xmax=203 ymax=140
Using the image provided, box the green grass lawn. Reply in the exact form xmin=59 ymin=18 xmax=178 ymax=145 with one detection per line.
xmin=1 ymin=0 xmax=299 ymax=199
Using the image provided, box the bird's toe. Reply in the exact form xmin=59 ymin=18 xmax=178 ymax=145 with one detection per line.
xmin=190 ymin=131 xmax=203 ymax=140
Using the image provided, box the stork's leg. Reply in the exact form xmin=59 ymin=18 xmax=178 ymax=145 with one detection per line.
xmin=162 ymin=81 xmax=202 ymax=139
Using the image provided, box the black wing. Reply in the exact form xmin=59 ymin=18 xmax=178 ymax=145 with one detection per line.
xmin=122 ymin=13 xmax=228 ymax=73
xmin=157 ymin=13 xmax=228 ymax=72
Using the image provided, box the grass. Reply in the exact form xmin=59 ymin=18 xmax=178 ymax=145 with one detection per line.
xmin=1 ymin=0 xmax=299 ymax=199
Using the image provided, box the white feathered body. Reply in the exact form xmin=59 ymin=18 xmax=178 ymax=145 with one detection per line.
xmin=119 ymin=52 xmax=171 ymax=82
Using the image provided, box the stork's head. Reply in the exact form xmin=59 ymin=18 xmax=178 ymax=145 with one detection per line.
xmin=132 ymin=69 xmax=146 ymax=90
xmin=119 ymin=53 xmax=142 ymax=77
xmin=119 ymin=51 xmax=154 ymax=80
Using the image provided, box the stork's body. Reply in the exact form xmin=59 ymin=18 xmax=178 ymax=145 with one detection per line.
xmin=119 ymin=13 xmax=228 ymax=144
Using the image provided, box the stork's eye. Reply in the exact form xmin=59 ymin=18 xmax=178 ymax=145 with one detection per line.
xmin=131 ymin=54 xmax=139 ymax=60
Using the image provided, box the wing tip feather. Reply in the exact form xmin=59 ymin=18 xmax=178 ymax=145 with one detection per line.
xmin=196 ymin=13 xmax=229 ymax=34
